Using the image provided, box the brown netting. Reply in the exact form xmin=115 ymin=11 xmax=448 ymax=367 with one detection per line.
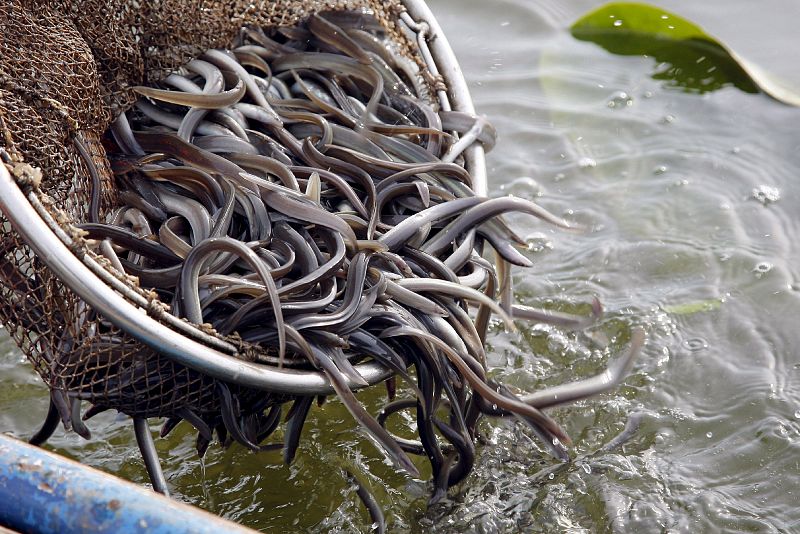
xmin=0 ymin=0 xmax=424 ymax=427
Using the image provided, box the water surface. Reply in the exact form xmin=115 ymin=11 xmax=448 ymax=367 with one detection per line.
xmin=2 ymin=1 xmax=800 ymax=531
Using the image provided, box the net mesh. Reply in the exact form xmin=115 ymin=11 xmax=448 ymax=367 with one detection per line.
xmin=0 ymin=0 xmax=424 ymax=427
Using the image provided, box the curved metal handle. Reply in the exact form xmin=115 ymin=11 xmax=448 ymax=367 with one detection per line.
xmin=0 ymin=1 xmax=485 ymax=396
xmin=0 ymin=164 xmax=392 ymax=395
xmin=403 ymin=0 xmax=488 ymax=196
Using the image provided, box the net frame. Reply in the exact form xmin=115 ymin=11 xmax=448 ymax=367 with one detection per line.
xmin=0 ymin=0 xmax=489 ymax=403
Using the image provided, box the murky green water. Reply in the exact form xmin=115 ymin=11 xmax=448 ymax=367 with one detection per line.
xmin=3 ymin=1 xmax=800 ymax=531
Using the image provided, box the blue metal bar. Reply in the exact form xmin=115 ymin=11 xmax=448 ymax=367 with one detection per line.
xmin=0 ymin=434 xmax=256 ymax=534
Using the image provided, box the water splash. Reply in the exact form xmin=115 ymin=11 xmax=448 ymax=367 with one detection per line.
xmin=751 ymin=185 xmax=780 ymax=205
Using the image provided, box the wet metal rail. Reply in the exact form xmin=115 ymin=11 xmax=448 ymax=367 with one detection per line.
xmin=0 ymin=433 xmax=256 ymax=533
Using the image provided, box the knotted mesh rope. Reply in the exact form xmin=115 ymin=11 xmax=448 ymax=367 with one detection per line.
xmin=0 ymin=0 xmax=419 ymax=427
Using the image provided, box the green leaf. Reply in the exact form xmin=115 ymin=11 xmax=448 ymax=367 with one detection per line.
xmin=571 ymin=2 xmax=800 ymax=106
xmin=662 ymin=298 xmax=722 ymax=316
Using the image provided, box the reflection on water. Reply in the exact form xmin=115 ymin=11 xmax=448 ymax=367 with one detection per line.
xmin=2 ymin=0 xmax=800 ymax=531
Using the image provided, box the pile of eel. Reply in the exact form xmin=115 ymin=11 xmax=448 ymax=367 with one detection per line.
xmin=40 ymin=9 xmax=643 ymax=519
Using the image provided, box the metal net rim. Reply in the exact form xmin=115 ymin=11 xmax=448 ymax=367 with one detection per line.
xmin=0 ymin=0 xmax=488 ymax=396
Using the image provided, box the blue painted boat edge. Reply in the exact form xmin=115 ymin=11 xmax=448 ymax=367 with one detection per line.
xmin=0 ymin=433 xmax=257 ymax=534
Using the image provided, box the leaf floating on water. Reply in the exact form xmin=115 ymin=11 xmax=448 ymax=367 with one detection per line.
xmin=663 ymin=298 xmax=722 ymax=316
xmin=570 ymin=2 xmax=800 ymax=106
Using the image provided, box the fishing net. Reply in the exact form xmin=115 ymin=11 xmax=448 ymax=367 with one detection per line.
xmin=0 ymin=0 xmax=422 ymax=425
xmin=0 ymin=0 xmax=641 ymax=510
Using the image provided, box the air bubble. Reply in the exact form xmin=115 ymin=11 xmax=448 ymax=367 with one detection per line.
xmin=654 ymin=165 xmax=668 ymax=175
xmin=578 ymin=157 xmax=597 ymax=169
xmin=682 ymin=338 xmax=708 ymax=352
xmin=706 ymin=432 xmax=713 ymax=439
xmin=525 ymin=234 xmax=553 ymax=252
xmin=753 ymin=262 xmax=773 ymax=278
xmin=607 ymin=91 xmax=633 ymax=108
xmin=504 ymin=176 xmax=542 ymax=198
xmin=751 ymin=185 xmax=780 ymax=205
